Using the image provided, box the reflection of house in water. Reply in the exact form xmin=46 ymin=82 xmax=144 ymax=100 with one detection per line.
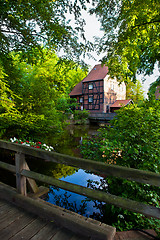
xmin=69 ymin=64 xmax=131 ymax=113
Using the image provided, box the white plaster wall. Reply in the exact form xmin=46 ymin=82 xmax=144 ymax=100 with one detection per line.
xmin=103 ymin=76 xmax=126 ymax=112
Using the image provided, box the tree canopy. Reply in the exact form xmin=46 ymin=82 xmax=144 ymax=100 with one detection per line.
xmin=90 ymin=0 xmax=160 ymax=82
xmin=1 ymin=0 xmax=159 ymax=78
xmin=0 ymin=50 xmax=87 ymax=138
xmin=126 ymin=79 xmax=144 ymax=104
xmin=0 ymin=0 xmax=91 ymax=63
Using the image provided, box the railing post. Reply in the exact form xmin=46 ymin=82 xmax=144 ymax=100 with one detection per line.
xmin=15 ymin=153 xmax=27 ymax=196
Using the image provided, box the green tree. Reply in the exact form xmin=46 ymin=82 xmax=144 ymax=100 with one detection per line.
xmin=126 ymin=79 xmax=144 ymax=104
xmin=0 ymin=0 xmax=89 ymax=62
xmin=0 ymin=62 xmax=23 ymax=136
xmin=90 ymin=0 xmax=160 ymax=82
xmin=0 ymin=50 xmax=87 ymax=138
xmin=0 ymin=64 xmax=16 ymax=112
xmin=9 ymin=50 xmax=87 ymax=113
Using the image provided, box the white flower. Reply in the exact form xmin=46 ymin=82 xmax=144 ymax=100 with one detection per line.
xmin=118 ymin=214 xmax=124 ymax=219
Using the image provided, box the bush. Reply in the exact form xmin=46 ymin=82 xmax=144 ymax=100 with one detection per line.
xmin=74 ymin=109 xmax=89 ymax=124
xmin=80 ymin=99 xmax=160 ymax=233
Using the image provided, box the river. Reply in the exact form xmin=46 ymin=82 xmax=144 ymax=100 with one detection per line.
xmin=46 ymin=124 xmax=99 ymax=157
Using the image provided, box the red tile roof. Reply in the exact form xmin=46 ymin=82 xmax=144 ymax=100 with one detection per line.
xmin=69 ymin=80 xmax=83 ymax=96
xmin=83 ymin=64 xmax=108 ymax=82
xmin=110 ymin=99 xmax=133 ymax=108
xmin=69 ymin=64 xmax=109 ymax=96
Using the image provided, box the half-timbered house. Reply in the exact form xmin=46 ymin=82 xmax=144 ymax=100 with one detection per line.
xmin=69 ymin=64 xmax=126 ymax=113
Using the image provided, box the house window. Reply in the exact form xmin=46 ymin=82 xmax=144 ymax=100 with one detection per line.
xmin=88 ymin=95 xmax=93 ymax=103
xmin=89 ymin=83 xmax=93 ymax=90
xmin=111 ymin=83 xmax=114 ymax=90
xmin=79 ymin=97 xmax=83 ymax=103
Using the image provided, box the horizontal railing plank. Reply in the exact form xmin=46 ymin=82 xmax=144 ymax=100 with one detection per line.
xmin=21 ymin=169 xmax=160 ymax=220
xmin=0 ymin=140 xmax=160 ymax=187
xmin=0 ymin=161 xmax=16 ymax=173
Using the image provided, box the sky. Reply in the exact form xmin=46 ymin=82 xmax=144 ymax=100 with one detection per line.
xmin=79 ymin=11 xmax=159 ymax=98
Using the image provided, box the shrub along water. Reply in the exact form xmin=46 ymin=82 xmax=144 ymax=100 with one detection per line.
xmin=80 ymin=99 xmax=160 ymax=233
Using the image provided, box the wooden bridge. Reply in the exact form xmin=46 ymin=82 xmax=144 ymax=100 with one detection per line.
xmin=89 ymin=113 xmax=116 ymax=124
xmin=0 ymin=140 xmax=160 ymax=240
xmin=0 ymin=198 xmax=86 ymax=240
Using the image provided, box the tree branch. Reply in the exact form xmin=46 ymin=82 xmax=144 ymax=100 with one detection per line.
xmin=0 ymin=29 xmax=47 ymax=40
xmin=132 ymin=19 xmax=160 ymax=29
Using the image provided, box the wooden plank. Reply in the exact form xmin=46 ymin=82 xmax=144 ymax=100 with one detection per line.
xmin=0 ymin=140 xmax=159 ymax=187
xmin=0 ymin=161 xmax=16 ymax=173
xmin=28 ymin=186 xmax=49 ymax=199
xmin=0 ymin=198 xmax=89 ymax=240
xmin=50 ymin=228 xmax=74 ymax=240
xmin=0 ymin=182 xmax=116 ymax=240
xmin=0 ymin=202 xmax=13 ymax=216
xmin=0 ymin=160 xmax=38 ymax=194
xmin=114 ymin=229 xmax=158 ymax=240
xmin=25 ymin=162 xmax=39 ymax=193
xmin=15 ymin=153 xmax=27 ymax=196
xmin=22 ymin=169 xmax=160 ymax=219
xmin=0 ymin=205 xmax=22 ymax=222
xmin=30 ymin=223 xmax=60 ymax=240
xmin=71 ymin=235 xmax=90 ymax=240
xmin=0 ymin=208 xmax=24 ymax=230
xmin=9 ymin=218 xmax=47 ymax=240
xmin=0 ymin=199 xmax=7 ymax=207
xmin=0 ymin=213 xmax=35 ymax=239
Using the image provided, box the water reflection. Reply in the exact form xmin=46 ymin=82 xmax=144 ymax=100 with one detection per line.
xmin=45 ymin=125 xmax=107 ymax=219
xmin=46 ymin=169 xmax=108 ymax=219
xmin=46 ymin=124 xmax=99 ymax=157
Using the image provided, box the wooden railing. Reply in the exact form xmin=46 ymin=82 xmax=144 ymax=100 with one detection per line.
xmin=0 ymin=139 xmax=160 ymax=220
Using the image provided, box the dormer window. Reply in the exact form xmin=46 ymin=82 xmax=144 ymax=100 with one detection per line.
xmin=89 ymin=83 xmax=93 ymax=90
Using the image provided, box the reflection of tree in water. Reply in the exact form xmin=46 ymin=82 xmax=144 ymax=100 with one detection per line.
xmin=47 ymin=187 xmax=88 ymax=216
xmin=86 ymin=179 xmax=109 ymax=222
xmin=46 ymin=178 xmax=109 ymax=220
xmin=50 ymin=164 xmax=77 ymax=179
xmin=26 ymin=156 xmax=77 ymax=179
xmin=87 ymin=178 xmax=108 ymax=191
